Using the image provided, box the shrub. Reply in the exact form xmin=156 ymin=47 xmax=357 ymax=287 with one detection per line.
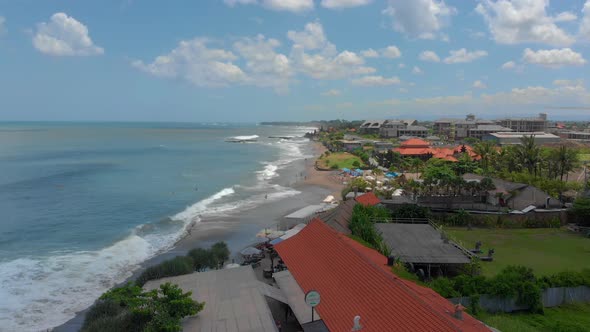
xmin=391 ymin=204 xmax=431 ymax=219
xmin=430 ymin=278 xmax=460 ymax=298
xmin=136 ymin=256 xmax=194 ymax=287
xmin=352 ymin=160 xmax=360 ymax=168
xmin=211 ymin=241 xmax=230 ymax=268
xmin=85 ymin=282 xmax=204 ymax=332
xmin=188 ymin=248 xmax=215 ymax=272
xmin=330 ymin=163 xmax=339 ymax=170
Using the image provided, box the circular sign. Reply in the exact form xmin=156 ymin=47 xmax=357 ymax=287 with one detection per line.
xmin=305 ymin=290 xmax=321 ymax=307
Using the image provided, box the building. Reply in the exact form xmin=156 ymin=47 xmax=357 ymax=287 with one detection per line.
xmin=393 ymin=138 xmax=478 ymax=162
xmin=354 ymin=192 xmax=381 ymax=207
xmin=144 ymin=266 xmax=281 ymax=332
xmin=274 ymin=220 xmax=491 ymax=332
xmin=560 ymin=131 xmax=590 ymax=141
xmin=375 ymin=223 xmax=472 ymax=277
xmin=483 ymin=132 xmax=560 ymax=145
xmin=358 ymin=120 xmax=386 ymax=135
xmin=434 ymin=114 xmax=494 ymax=139
xmin=398 ymin=125 xmax=429 ymax=138
xmin=378 ymin=120 xmax=407 ymax=138
xmin=497 ymin=113 xmax=548 ymax=132
xmin=468 ymin=125 xmax=513 ymax=140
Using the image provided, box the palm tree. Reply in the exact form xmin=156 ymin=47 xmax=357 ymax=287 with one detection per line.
xmin=516 ymin=135 xmax=541 ymax=176
xmin=473 ymin=141 xmax=497 ymax=174
xmin=553 ymin=145 xmax=579 ymax=181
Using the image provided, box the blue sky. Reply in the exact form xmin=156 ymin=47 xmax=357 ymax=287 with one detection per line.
xmin=1 ymin=0 xmax=590 ymax=122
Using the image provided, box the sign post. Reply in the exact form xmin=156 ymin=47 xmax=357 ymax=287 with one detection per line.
xmin=304 ymin=290 xmax=321 ymax=322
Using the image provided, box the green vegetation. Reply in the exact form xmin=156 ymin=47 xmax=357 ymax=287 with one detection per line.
xmin=571 ymin=197 xmax=590 ymax=226
xmin=478 ymin=303 xmax=590 ymax=332
xmin=82 ymin=282 xmax=204 ymax=332
xmin=349 ymin=204 xmax=392 ymax=256
xmin=136 ymin=241 xmax=230 ymax=286
xmin=445 ymin=228 xmax=590 ymax=276
xmin=317 ymin=152 xmax=363 ymax=169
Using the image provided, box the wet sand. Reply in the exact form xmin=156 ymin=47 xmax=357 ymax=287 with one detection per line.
xmin=54 ymin=139 xmax=337 ymax=332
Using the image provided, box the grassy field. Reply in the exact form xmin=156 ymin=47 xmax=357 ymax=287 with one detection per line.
xmin=479 ymin=303 xmax=590 ymax=332
xmin=579 ymin=153 xmax=590 ymax=162
xmin=318 ymin=152 xmax=364 ymax=169
xmin=445 ymin=227 xmax=590 ymax=277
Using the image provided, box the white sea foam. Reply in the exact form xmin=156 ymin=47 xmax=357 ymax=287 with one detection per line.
xmin=171 ymin=187 xmax=235 ymax=222
xmin=0 ymin=235 xmax=152 ymax=331
xmin=230 ymin=135 xmax=259 ymax=141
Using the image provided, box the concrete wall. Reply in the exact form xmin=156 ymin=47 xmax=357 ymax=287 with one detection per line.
xmin=449 ymin=286 xmax=590 ymax=313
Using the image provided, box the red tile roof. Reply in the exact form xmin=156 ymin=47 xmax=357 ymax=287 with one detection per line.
xmin=275 ymin=220 xmax=490 ymax=332
xmin=401 ymin=138 xmax=431 ymax=147
xmin=354 ymin=192 xmax=381 ymax=206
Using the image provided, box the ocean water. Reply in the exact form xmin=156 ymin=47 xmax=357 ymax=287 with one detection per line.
xmin=0 ymin=122 xmax=314 ymax=331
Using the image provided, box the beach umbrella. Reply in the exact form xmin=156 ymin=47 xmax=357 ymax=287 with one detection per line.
xmin=266 ymin=230 xmax=285 ymax=239
xmin=240 ymin=247 xmax=262 ymax=256
xmin=323 ymin=195 xmax=335 ymax=203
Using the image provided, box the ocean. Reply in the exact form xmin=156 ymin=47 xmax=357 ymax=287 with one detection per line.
xmin=0 ymin=122 xmax=315 ymax=331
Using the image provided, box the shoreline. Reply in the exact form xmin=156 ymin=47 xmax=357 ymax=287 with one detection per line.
xmin=54 ymin=138 xmax=339 ymax=332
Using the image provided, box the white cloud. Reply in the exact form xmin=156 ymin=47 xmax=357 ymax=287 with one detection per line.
xmin=419 ymin=50 xmax=440 ymax=62
xmin=554 ymin=11 xmax=577 ymax=23
xmin=321 ymin=0 xmax=372 ymax=9
xmin=132 ymin=38 xmax=246 ymax=87
xmin=413 ymin=94 xmax=473 ymax=105
xmin=321 ymin=89 xmax=342 ymax=96
xmin=475 ymin=0 xmax=574 ymax=46
xmin=289 ymin=22 xmax=375 ymax=80
xmin=351 ymin=75 xmax=401 ymax=86
xmin=382 ymin=0 xmax=455 ymax=39
xmin=501 ymin=60 xmax=516 ymax=69
xmin=473 ymin=80 xmax=487 ymax=89
xmin=580 ymin=1 xmax=590 ymax=41
xmin=0 ymin=16 xmax=5 ymax=34
xmin=443 ymin=48 xmax=487 ymax=64
xmin=412 ymin=66 xmax=423 ymax=74
xmin=263 ymin=0 xmax=314 ymax=12
xmin=398 ymin=63 xmax=406 ymax=68
xmin=381 ymin=45 xmax=402 ymax=58
xmin=224 ymin=0 xmax=257 ymax=6
xmin=399 ymin=88 xmax=408 ymax=93
xmin=32 ymin=13 xmax=103 ymax=56
xmin=361 ymin=48 xmax=379 ymax=58
xmin=481 ymin=81 xmax=590 ymax=105
xmin=224 ymin=0 xmax=314 ymax=12
xmin=287 ymin=22 xmax=329 ymax=50
xmin=523 ymin=48 xmax=586 ymax=67
xmin=234 ymin=34 xmax=293 ymax=93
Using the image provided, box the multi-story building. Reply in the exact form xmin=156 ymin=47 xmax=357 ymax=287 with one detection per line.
xmin=398 ymin=125 xmax=429 ymax=138
xmin=358 ymin=120 xmax=387 ymax=135
xmin=468 ymin=125 xmax=513 ymax=140
xmin=483 ymin=132 xmax=560 ymax=145
xmin=379 ymin=120 xmax=407 ymax=138
xmin=434 ymin=114 xmax=494 ymax=139
xmin=497 ymin=113 xmax=548 ymax=132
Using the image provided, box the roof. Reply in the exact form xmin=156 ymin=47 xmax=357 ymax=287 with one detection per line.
xmin=489 ymin=132 xmax=558 ymax=139
xmin=375 ymin=224 xmax=471 ymax=264
xmin=471 ymin=125 xmax=513 ymax=131
xmin=354 ymin=192 xmax=381 ymax=206
xmin=143 ymin=266 xmax=279 ymax=332
xmin=284 ymin=204 xmax=331 ymax=219
xmin=400 ymin=138 xmax=431 ymax=147
xmin=274 ymin=220 xmax=490 ymax=332
xmin=316 ymin=199 xmax=355 ymax=234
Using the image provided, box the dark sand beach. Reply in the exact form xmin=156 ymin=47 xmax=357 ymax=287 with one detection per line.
xmin=55 ymin=139 xmax=343 ymax=332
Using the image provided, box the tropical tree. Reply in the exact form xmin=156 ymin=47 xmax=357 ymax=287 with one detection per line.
xmin=516 ymin=135 xmax=542 ymax=176
xmin=551 ymin=145 xmax=578 ymax=181
xmin=473 ymin=141 xmax=497 ymax=174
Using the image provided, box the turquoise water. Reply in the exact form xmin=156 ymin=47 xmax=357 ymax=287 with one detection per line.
xmin=0 ymin=122 xmax=314 ymax=331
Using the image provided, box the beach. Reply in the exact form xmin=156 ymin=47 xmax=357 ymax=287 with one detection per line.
xmin=54 ymin=138 xmax=343 ymax=332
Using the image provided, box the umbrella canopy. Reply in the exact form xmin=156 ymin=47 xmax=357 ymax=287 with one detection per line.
xmin=240 ymin=247 xmax=262 ymax=256
xmin=323 ymin=195 xmax=335 ymax=203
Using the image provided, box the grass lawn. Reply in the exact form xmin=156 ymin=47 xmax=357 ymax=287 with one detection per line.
xmin=318 ymin=152 xmax=364 ymax=169
xmin=478 ymin=303 xmax=590 ymax=332
xmin=445 ymin=227 xmax=590 ymax=277
xmin=579 ymin=153 xmax=590 ymax=162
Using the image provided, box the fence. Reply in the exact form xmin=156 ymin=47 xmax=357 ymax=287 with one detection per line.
xmin=448 ymin=286 xmax=590 ymax=313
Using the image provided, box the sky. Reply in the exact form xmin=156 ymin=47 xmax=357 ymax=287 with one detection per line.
xmin=1 ymin=0 xmax=590 ymax=122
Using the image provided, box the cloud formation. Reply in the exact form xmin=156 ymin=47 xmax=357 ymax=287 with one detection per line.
xmin=381 ymin=45 xmax=401 ymax=58
xmin=0 ymin=16 xmax=5 ymax=34
xmin=351 ymin=75 xmax=400 ymax=86
xmin=382 ymin=0 xmax=455 ymax=39
xmin=522 ymin=48 xmax=586 ymax=67
xmin=419 ymin=50 xmax=440 ymax=62
xmin=321 ymin=0 xmax=372 ymax=9
xmin=32 ymin=13 xmax=103 ymax=56
xmin=321 ymin=89 xmax=342 ymax=96
xmin=473 ymin=80 xmax=487 ymax=89
xmin=476 ymin=0 xmax=575 ymax=46
xmin=443 ymin=48 xmax=488 ymax=64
